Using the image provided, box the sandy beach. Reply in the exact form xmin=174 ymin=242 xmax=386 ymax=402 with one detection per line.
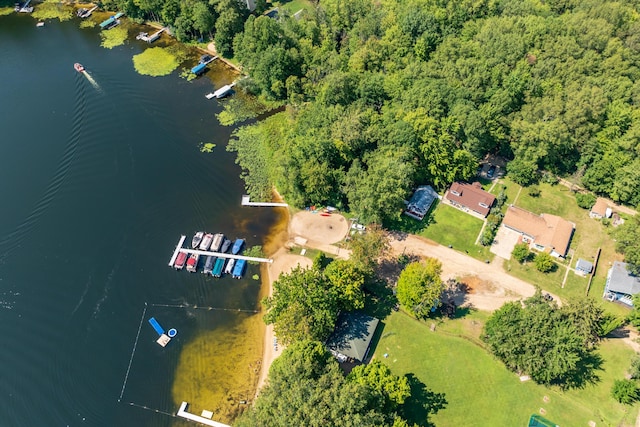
xmin=255 ymin=210 xmax=351 ymax=394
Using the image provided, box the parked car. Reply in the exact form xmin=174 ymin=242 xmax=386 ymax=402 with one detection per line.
xmin=487 ymin=165 xmax=497 ymax=178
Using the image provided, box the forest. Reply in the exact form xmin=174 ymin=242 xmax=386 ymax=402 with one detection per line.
xmin=98 ymin=0 xmax=640 ymax=223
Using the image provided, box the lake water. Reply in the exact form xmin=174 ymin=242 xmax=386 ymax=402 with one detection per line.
xmin=0 ymin=13 xmax=279 ymax=426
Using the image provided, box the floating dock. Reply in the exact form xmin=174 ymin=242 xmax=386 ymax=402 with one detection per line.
xmin=241 ymin=195 xmax=288 ymax=207
xmin=168 ymin=235 xmax=187 ymax=267
xmin=148 ymin=317 xmax=165 ymax=335
xmin=177 ymin=402 xmax=230 ymax=427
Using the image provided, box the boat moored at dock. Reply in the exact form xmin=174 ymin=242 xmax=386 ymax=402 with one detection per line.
xmin=212 ymin=257 xmax=225 ymax=277
xmin=203 ymin=255 xmax=215 ymax=274
xmin=224 ymin=258 xmax=235 ymax=275
xmin=186 ymin=254 xmax=199 ymax=273
xmin=232 ymin=259 xmax=246 ymax=279
xmin=191 ymin=232 xmax=204 ymax=249
xmin=231 ymin=238 xmax=245 ymax=255
xmin=210 ymin=233 xmax=224 ymax=252
xmin=199 ymin=233 xmax=214 ymax=251
xmin=220 ymin=238 xmax=231 ymax=253
xmin=174 ymin=251 xmax=188 ymax=270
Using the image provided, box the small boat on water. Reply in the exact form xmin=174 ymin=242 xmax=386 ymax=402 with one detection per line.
xmin=220 ymin=238 xmax=231 ymax=253
xmin=232 ymin=259 xmax=247 ymax=279
xmin=192 ymin=231 xmax=204 ymax=249
xmin=224 ymin=258 xmax=235 ymax=275
xmin=74 ymin=63 xmax=85 ymax=73
xmin=36 ymin=21 xmax=44 ymax=27
xmin=231 ymin=238 xmax=245 ymax=255
xmin=212 ymin=257 xmax=225 ymax=277
xmin=199 ymin=233 xmax=214 ymax=251
xmin=174 ymin=251 xmax=188 ymax=270
xmin=205 ymin=93 xmax=215 ymax=99
xmin=186 ymin=254 xmax=199 ymax=273
xmin=203 ymin=255 xmax=215 ymax=274
xmin=210 ymin=233 xmax=224 ymax=252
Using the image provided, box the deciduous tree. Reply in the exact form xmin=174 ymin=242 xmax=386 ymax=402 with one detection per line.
xmin=397 ymin=258 xmax=444 ymax=319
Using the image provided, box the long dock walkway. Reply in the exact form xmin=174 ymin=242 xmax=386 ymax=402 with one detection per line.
xmin=241 ymin=195 xmax=288 ymax=207
xmin=167 ymin=235 xmax=272 ymax=265
xmin=177 ymin=402 xmax=230 ymax=427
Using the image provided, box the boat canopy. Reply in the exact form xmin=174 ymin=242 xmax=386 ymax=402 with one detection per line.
xmin=191 ymin=63 xmax=206 ymax=75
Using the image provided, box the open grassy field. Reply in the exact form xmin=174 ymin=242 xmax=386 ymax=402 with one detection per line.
xmin=419 ymin=203 xmax=493 ymax=262
xmin=374 ymin=311 xmax=639 ymax=427
xmin=273 ymin=0 xmax=314 ymax=14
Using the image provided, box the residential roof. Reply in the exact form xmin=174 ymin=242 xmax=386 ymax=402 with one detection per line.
xmin=576 ymin=258 xmax=593 ymax=273
xmin=590 ymin=198 xmax=609 ymax=217
xmin=607 ymin=261 xmax=640 ymax=296
xmin=405 ymin=185 xmax=439 ymax=220
xmin=503 ymin=206 xmax=575 ymax=257
xmin=446 ymin=182 xmax=496 ymax=217
xmin=326 ymin=312 xmax=379 ymax=362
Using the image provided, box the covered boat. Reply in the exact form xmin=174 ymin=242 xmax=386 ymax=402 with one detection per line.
xmin=191 ymin=62 xmax=206 ymax=75
xmin=174 ymin=251 xmax=188 ymax=270
xmin=224 ymin=258 xmax=235 ymax=275
xmin=191 ymin=231 xmax=204 ymax=249
xmin=232 ymin=259 xmax=246 ymax=279
xmin=231 ymin=238 xmax=245 ymax=255
xmin=203 ymin=256 xmax=215 ymax=275
xmin=74 ymin=63 xmax=85 ymax=72
xmin=220 ymin=238 xmax=231 ymax=253
xmin=199 ymin=233 xmax=214 ymax=251
xmin=212 ymin=257 xmax=225 ymax=277
xmin=186 ymin=254 xmax=199 ymax=273
xmin=210 ymin=233 xmax=224 ymax=252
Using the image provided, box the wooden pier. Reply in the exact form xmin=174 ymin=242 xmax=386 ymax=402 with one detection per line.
xmin=177 ymin=402 xmax=230 ymax=427
xmin=168 ymin=235 xmax=187 ymax=267
xmin=136 ymin=27 xmax=166 ymax=43
xmin=241 ymin=195 xmax=288 ymax=207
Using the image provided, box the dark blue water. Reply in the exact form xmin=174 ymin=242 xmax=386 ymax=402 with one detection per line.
xmin=0 ymin=13 xmax=277 ymax=426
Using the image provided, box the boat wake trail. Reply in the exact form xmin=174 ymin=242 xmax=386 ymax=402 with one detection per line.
xmin=82 ymin=71 xmax=101 ymax=91
xmin=0 ymin=81 xmax=85 ymax=260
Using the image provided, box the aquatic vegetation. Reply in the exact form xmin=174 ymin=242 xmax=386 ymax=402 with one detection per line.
xmin=79 ymin=19 xmax=95 ymax=29
xmin=199 ymin=142 xmax=216 ymax=153
xmin=0 ymin=7 xmax=13 ymax=16
xmin=216 ymin=97 xmax=268 ymax=126
xmin=132 ymin=47 xmax=180 ymax=76
xmin=172 ymin=313 xmax=263 ymax=424
xmin=31 ymin=0 xmax=73 ymax=21
xmin=100 ymin=26 xmax=127 ymax=49
xmin=252 ymin=274 xmax=259 ymax=280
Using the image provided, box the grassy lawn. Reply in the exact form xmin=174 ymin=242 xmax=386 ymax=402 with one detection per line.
xmin=273 ymin=0 xmax=314 ymax=13
xmin=420 ymin=202 xmax=493 ymax=262
xmin=490 ymin=178 xmax=521 ymax=211
xmin=374 ymin=311 xmax=639 ymax=427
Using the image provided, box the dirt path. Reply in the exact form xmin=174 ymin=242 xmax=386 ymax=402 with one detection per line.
xmin=388 ymin=232 xmax=560 ymax=311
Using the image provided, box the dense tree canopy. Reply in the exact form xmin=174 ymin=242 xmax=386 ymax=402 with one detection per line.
xmin=397 ymin=259 xmax=444 ymax=319
xmin=221 ymin=0 xmax=640 ymax=221
xmin=483 ymin=293 xmax=607 ymax=386
xmin=614 ymin=215 xmax=640 ymax=274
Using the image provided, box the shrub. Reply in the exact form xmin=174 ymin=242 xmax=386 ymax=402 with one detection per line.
xmin=512 ymin=243 xmax=531 ymax=263
xmin=534 ymin=252 xmax=556 ymax=273
xmin=576 ymin=193 xmax=597 ymax=209
xmin=527 ymin=185 xmax=541 ymax=197
xmin=612 ymin=379 xmax=640 ymax=404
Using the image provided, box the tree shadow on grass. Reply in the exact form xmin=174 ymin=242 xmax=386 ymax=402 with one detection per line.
xmin=556 ymin=351 xmax=604 ymax=390
xmin=402 ymin=373 xmax=447 ymax=427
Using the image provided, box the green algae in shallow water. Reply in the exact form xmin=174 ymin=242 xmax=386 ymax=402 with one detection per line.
xmin=0 ymin=7 xmax=14 ymax=16
xmin=133 ymin=47 xmax=180 ymax=77
xmin=252 ymin=274 xmax=259 ymax=280
xmin=171 ymin=312 xmax=264 ymax=424
xmin=100 ymin=26 xmax=127 ymax=49
xmin=31 ymin=0 xmax=73 ymax=21
xmin=79 ymin=19 xmax=95 ymax=29
xmin=200 ymin=142 xmax=216 ymax=153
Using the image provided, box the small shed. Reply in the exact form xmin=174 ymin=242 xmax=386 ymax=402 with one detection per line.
xmin=404 ymin=185 xmax=439 ymax=220
xmin=590 ymin=197 xmax=611 ymax=219
xmin=575 ymin=258 xmax=593 ymax=275
xmin=327 ymin=312 xmax=379 ymax=363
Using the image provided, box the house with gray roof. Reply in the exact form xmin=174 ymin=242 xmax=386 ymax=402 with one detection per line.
xmin=604 ymin=261 xmax=640 ymax=306
xmin=327 ymin=312 xmax=379 ymax=363
xmin=404 ymin=185 xmax=439 ymax=221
